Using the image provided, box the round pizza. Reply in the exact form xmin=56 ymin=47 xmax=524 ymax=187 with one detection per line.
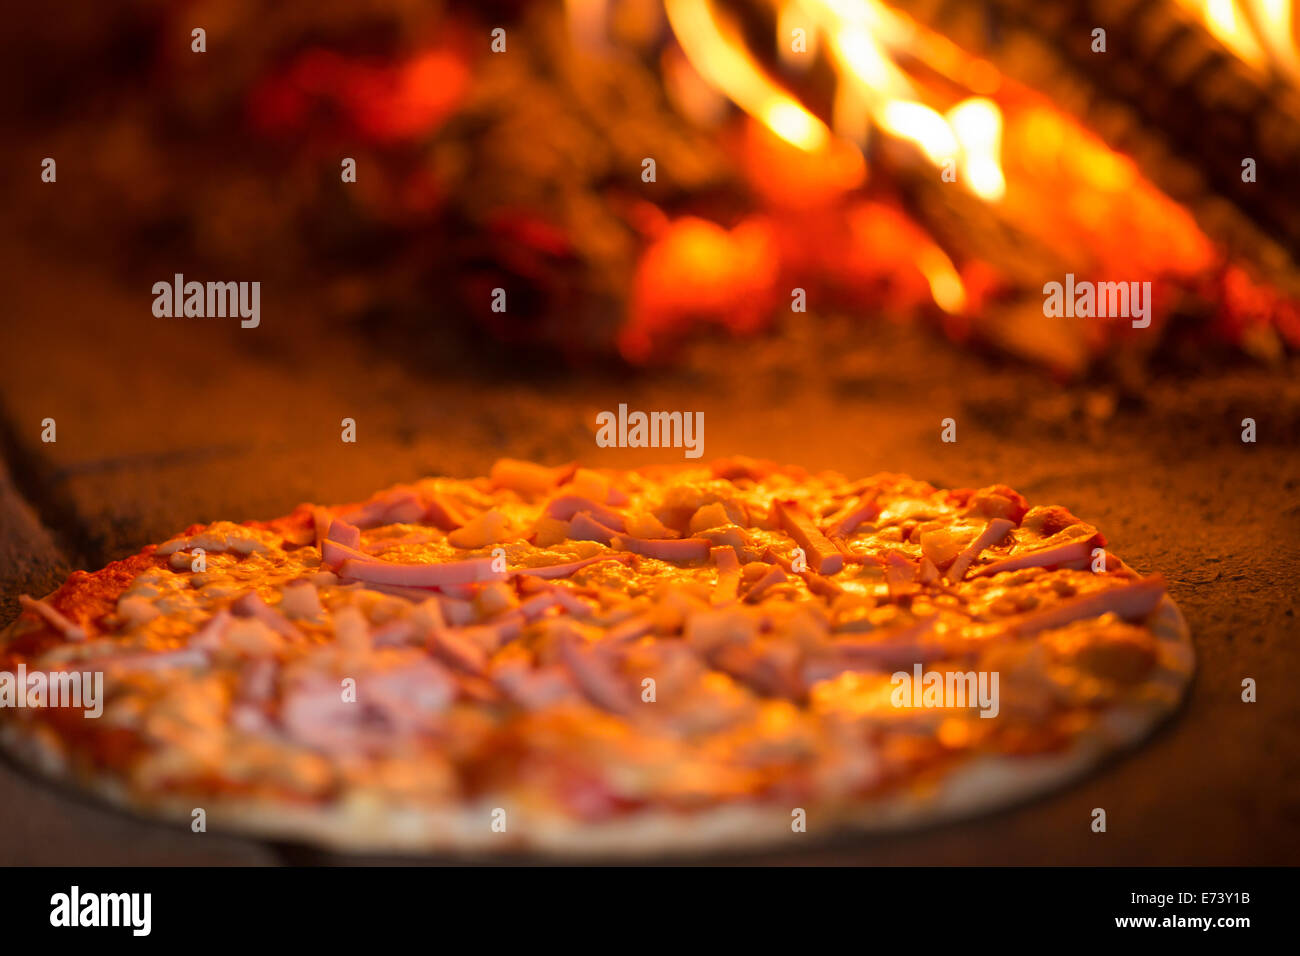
xmin=0 ymin=458 xmax=1193 ymax=856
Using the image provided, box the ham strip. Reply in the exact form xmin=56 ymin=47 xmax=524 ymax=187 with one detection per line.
xmin=345 ymin=581 xmax=439 ymax=603
xmin=231 ymin=592 xmax=299 ymax=638
xmin=326 ymin=519 xmax=361 ymax=549
xmin=917 ymin=556 xmax=941 ymax=584
xmin=802 ymin=571 xmax=843 ymax=598
xmin=605 ymin=614 xmax=655 ymax=644
xmin=512 ymin=554 xmax=631 ymax=580
xmin=424 ymin=493 xmax=469 ymax=530
xmin=807 ymin=616 xmax=945 ymax=679
xmin=311 ymin=507 xmax=332 ymax=547
xmin=560 ymin=640 xmax=634 ymax=715
xmin=380 ymin=490 xmax=426 ymax=525
xmin=773 ymin=500 xmax=844 ymax=574
xmin=459 ymin=610 xmax=526 ymax=653
xmin=337 ymin=494 xmax=394 ymax=529
xmin=517 ymin=591 xmax=562 ymax=620
xmin=825 ymin=493 xmax=880 ymax=539
xmin=568 ymin=511 xmax=621 ymax=545
xmin=321 ymin=538 xmax=370 ymax=570
xmin=763 ymin=546 xmax=844 ymax=598
xmin=882 ymin=551 xmax=919 ymax=600
xmin=190 ymin=609 xmax=232 ymax=650
xmin=711 ymin=642 xmax=803 ymax=698
xmin=370 ymin=620 xmax=416 ymax=647
xmin=18 ymin=595 xmax=86 ymax=642
xmin=347 ymin=584 xmax=475 ymax=627
xmin=495 ymin=664 xmax=580 ymax=710
xmin=611 ymin=534 xmax=711 ymax=564
xmin=711 ymin=546 xmax=741 ymax=605
xmin=427 ymin=627 xmax=490 ymax=675
xmin=969 ymin=536 xmax=1101 ymax=578
xmin=947 ymin=518 xmax=1015 ymax=581
xmin=744 ymin=564 xmax=788 ymax=603
xmin=1007 ymin=576 xmax=1166 ymax=637
xmin=339 ymin=556 xmax=503 ymax=588
xmin=543 ymin=495 xmax=627 ymax=531
xmin=407 ymin=598 xmax=491 ymax=674
xmin=98 ymin=647 xmax=210 ymax=670
xmin=550 ymin=588 xmax=596 ymax=618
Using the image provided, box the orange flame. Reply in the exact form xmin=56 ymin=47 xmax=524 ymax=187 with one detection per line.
xmin=663 ymin=0 xmax=832 ymax=152
xmin=1176 ymin=0 xmax=1300 ymax=79
xmin=662 ymin=0 xmax=1016 ymax=312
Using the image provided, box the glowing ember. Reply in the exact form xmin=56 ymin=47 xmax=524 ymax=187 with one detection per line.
xmin=572 ymin=1 xmax=1298 ymax=367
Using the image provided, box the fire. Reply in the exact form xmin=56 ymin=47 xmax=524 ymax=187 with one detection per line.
xmin=663 ymin=0 xmax=831 ymax=152
xmin=661 ymin=0 xmax=1015 ymax=314
xmin=1176 ymin=0 xmax=1300 ymax=79
xmin=600 ymin=0 xmax=1295 ymax=365
xmin=667 ymin=0 xmax=1006 ymax=202
xmin=946 ymin=98 xmax=1005 ymax=202
xmin=798 ymin=0 xmax=1007 ymax=201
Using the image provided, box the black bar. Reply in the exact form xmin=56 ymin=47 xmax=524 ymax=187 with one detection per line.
xmin=0 ymin=866 xmax=1281 ymax=942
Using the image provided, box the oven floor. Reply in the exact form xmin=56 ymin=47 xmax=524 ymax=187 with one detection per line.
xmin=2 ymin=246 xmax=1297 ymax=865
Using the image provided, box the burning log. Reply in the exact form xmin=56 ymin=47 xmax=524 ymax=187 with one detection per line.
xmin=10 ymin=0 xmax=1300 ymax=374
xmin=883 ymin=0 xmax=1300 ymax=297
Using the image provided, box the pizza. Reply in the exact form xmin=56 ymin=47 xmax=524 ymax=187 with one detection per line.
xmin=0 ymin=458 xmax=1192 ymax=856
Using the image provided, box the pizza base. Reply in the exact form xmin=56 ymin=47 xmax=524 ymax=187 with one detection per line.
xmin=0 ymin=594 xmax=1191 ymax=859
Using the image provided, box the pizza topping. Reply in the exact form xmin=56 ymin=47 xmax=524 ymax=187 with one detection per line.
xmin=969 ymin=534 xmax=1101 ymax=578
xmin=490 ymin=458 xmax=571 ymax=497
xmin=711 ymin=546 xmax=741 ymax=605
xmin=881 ymin=551 xmax=920 ymax=601
xmin=743 ymin=564 xmax=788 ymax=603
xmin=611 ymin=534 xmax=711 ymax=564
xmin=543 ymin=495 xmax=627 ymax=530
xmin=338 ymin=555 xmax=504 ymax=588
xmin=18 ymin=595 xmax=87 ymax=642
xmin=157 ymin=522 xmax=275 ymax=556
xmin=825 ymin=492 xmax=881 ymax=540
xmin=1 ymin=460 xmax=1186 ymax=839
xmin=567 ymin=511 xmax=622 ymax=545
xmin=513 ymin=553 xmax=631 ymax=579
xmin=101 ymin=646 xmax=210 ymax=671
xmin=561 ymin=639 xmax=636 ymax=715
xmin=1006 ymin=575 xmax=1166 ymax=636
xmin=947 ymin=518 xmax=1015 ymax=581
xmin=279 ymin=580 xmax=323 ymax=619
xmin=772 ymin=500 xmax=844 ymax=574
xmin=116 ymin=595 xmax=162 ymax=628
xmin=231 ymin=592 xmax=300 ymax=638
xmin=962 ymin=485 xmax=1030 ymax=524
xmin=326 ymin=519 xmax=362 ymax=549
xmin=447 ymin=509 xmax=511 ymax=549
